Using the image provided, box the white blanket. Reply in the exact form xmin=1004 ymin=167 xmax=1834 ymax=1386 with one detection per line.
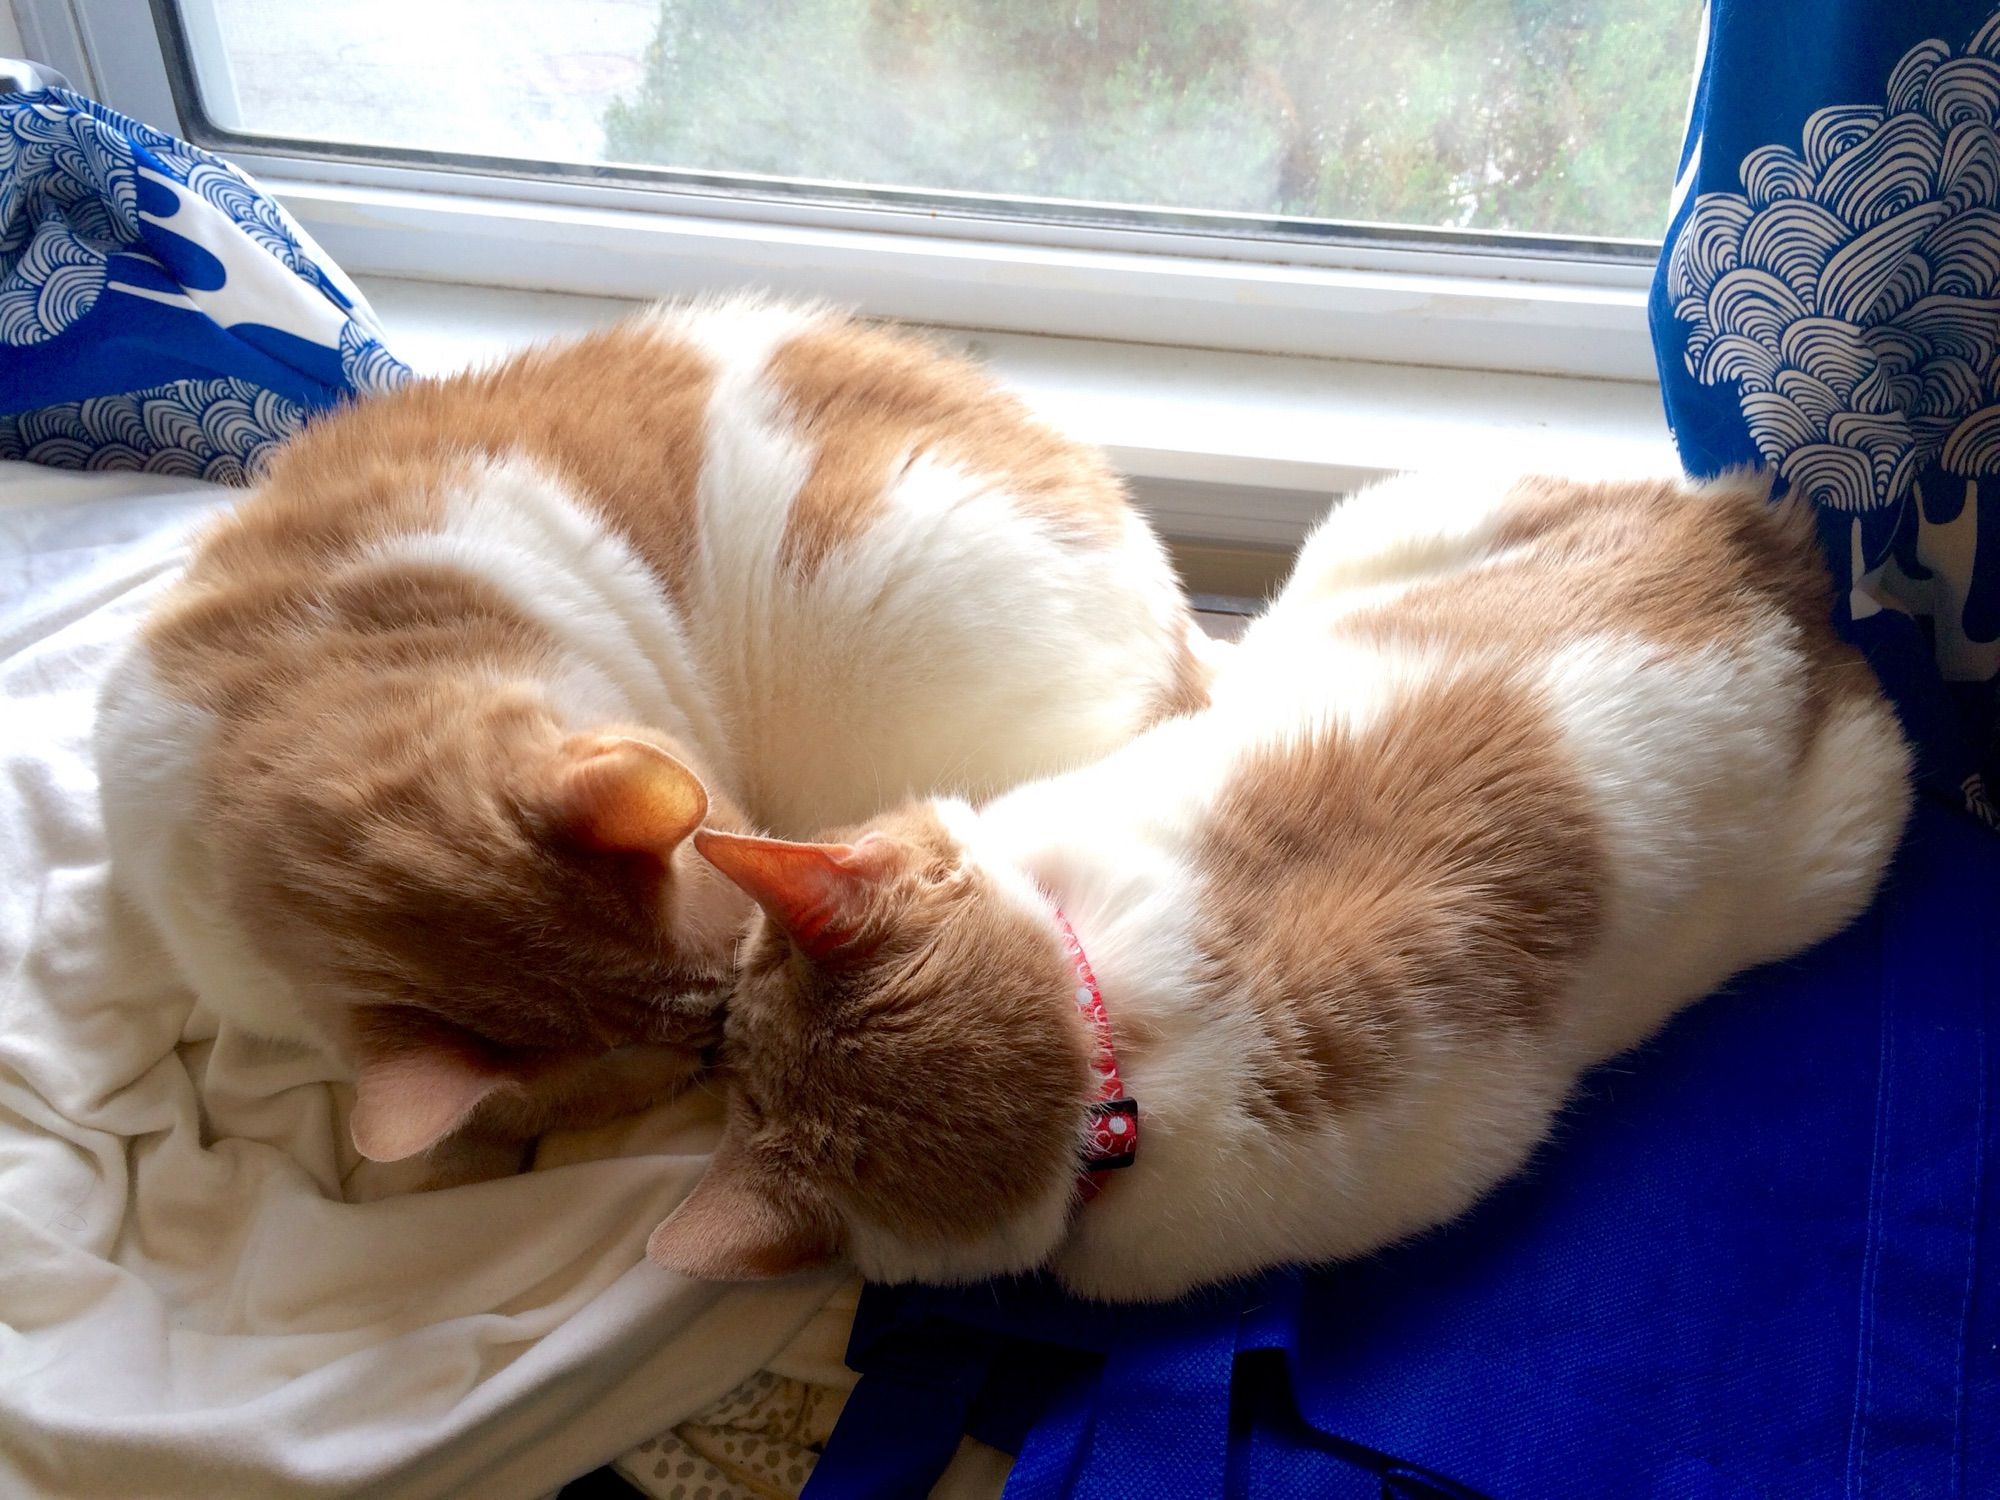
xmin=0 ymin=462 xmax=841 ymax=1498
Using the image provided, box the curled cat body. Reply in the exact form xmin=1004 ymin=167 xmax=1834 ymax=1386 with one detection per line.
xmin=657 ymin=468 xmax=1914 ymax=1303
xmin=95 ymin=296 xmax=1201 ymax=1183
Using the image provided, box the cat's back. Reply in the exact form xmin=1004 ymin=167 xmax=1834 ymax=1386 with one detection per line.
xmin=155 ymin=295 xmax=1146 ymax=647
xmin=1055 ymin=472 xmax=1908 ymax=1295
xmin=1250 ymin=469 xmax=1836 ymax=670
xmin=1207 ymin=469 xmax=1908 ymax=1067
xmin=116 ymin=297 xmax=1199 ymax=854
xmin=140 ymin=299 xmax=1193 ymax=815
xmin=615 ymin=300 xmax=1196 ymax=832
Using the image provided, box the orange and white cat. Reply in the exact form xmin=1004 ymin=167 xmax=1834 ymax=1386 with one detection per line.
xmin=95 ymin=297 xmax=1201 ymax=1186
xmin=651 ymin=470 xmax=1913 ymax=1302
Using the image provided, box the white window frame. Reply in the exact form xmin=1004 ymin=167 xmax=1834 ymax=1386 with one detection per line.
xmin=18 ymin=0 xmax=1670 ymax=381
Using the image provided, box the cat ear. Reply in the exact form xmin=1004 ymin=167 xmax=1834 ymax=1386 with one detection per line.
xmin=551 ymin=735 xmax=707 ymax=855
xmin=647 ymin=1137 xmax=842 ymax=1280
xmin=692 ymin=830 xmax=898 ymax=962
xmin=349 ymin=1045 xmax=508 ymax=1162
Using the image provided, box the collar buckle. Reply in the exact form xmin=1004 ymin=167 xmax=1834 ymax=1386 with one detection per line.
xmin=1082 ymin=1096 xmax=1139 ymax=1173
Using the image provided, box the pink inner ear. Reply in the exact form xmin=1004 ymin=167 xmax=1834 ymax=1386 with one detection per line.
xmin=646 ymin=1144 xmax=841 ymax=1280
xmin=349 ymin=1048 xmax=507 ymax=1162
xmin=691 ymin=830 xmax=897 ymax=961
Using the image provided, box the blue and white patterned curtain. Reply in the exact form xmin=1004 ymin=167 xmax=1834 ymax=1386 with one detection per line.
xmin=1653 ymin=1 xmax=2000 ymax=829
xmin=0 ymin=88 xmax=408 ymax=482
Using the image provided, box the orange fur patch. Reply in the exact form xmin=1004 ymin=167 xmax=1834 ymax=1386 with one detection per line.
xmin=210 ymin=683 xmax=742 ymax=1051
xmin=1196 ymin=669 xmax=1605 ymax=1125
xmin=1349 ymin=473 xmax=1865 ymax=747
xmin=167 ymin=318 xmax=713 ymax=633
xmin=769 ymin=319 xmax=1129 ymax=580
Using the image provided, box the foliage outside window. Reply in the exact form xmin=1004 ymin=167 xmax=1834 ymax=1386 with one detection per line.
xmin=200 ymin=0 xmax=1702 ymax=245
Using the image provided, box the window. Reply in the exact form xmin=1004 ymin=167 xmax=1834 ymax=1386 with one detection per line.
xmin=31 ymin=0 xmax=1702 ymax=378
xmin=174 ymin=0 xmax=1697 ymax=248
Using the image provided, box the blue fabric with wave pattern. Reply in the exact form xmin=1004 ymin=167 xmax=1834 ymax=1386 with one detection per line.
xmin=0 ymin=88 xmax=408 ymax=484
xmin=1653 ymin=2 xmax=2000 ymax=829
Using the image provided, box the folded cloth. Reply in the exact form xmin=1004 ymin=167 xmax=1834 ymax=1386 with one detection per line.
xmin=0 ymin=87 xmax=407 ymax=482
xmin=0 ymin=463 xmax=842 ymax=1499
xmin=810 ymin=801 xmax=1999 ymax=1498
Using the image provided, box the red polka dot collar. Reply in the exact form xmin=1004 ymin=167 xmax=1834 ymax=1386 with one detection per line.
xmin=1050 ymin=905 xmax=1139 ymax=1200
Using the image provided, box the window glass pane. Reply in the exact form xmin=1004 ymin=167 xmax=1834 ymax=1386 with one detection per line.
xmin=188 ymin=0 xmax=1702 ymax=243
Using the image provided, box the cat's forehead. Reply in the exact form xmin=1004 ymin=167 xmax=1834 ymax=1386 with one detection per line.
xmin=736 ymin=851 xmax=1051 ymax=1036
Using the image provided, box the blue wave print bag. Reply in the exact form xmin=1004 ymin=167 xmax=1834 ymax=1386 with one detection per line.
xmin=1653 ymin=2 xmax=2000 ymax=830
xmin=0 ymin=87 xmax=408 ymax=483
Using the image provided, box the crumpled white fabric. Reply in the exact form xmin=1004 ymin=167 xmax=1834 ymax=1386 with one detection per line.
xmin=0 ymin=462 xmax=840 ymax=1499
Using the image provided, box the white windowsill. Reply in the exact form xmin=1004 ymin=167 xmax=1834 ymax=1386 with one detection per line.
xmin=358 ymin=275 xmax=1682 ymax=556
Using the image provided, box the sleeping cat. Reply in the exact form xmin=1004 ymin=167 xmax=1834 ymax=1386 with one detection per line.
xmin=648 ymin=469 xmax=1913 ymax=1302
xmin=95 ymin=296 xmax=1201 ymax=1186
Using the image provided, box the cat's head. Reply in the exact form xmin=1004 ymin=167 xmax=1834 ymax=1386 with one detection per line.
xmin=217 ymin=679 xmax=752 ymax=1163
xmin=645 ymin=802 xmax=1095 ymax=1286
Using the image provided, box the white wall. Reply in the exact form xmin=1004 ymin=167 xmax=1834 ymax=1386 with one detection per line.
xmin=1 ymin=2 xmax=25 ymax=60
